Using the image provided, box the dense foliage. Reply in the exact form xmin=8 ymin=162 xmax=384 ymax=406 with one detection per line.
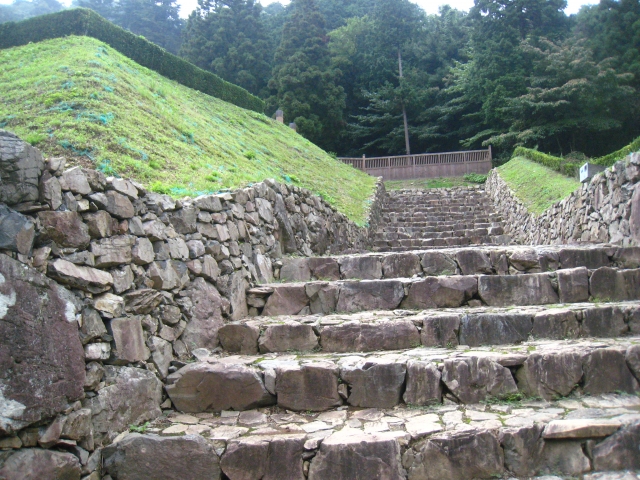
xmin=2 ymin=0 xmax=640 ymax=159
xmin=0 ymin=8 xmax=264 ymax=112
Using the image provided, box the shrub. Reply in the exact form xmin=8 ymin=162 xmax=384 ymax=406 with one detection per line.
xmin=463 ymin=172 xmax=487 ymax=184
xmin=0 ymin=8 xmax=264 ymax=113
xmin=592 ymin=136 xmax=640 ymax=167
xmin=512 ymin=147 xmax=580 ymax=178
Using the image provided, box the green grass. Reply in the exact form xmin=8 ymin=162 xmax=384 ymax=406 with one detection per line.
xmin=0 ymin=36 xmax=376 ymax=224
xmin=385 ymin=176 xmax=480 ymax=190
xmin=497 ymin=157 xmax=581 ymax=214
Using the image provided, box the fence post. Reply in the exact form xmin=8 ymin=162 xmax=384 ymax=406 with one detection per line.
xmin=362 ymin=154 xmax=365 ymax=171
xmin=488 ymin=145 xmax=492 ymax=164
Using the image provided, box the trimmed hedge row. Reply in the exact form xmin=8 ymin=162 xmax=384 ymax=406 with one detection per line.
xmin=0 ymin=8 xmax=265 ymax=113
xmin=512 ymin=147 xmax=580 ymax=178
xmin=593 ymin=136 xmax=640 ymax=167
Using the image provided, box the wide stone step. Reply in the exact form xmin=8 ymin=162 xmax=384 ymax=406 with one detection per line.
xmin=110 ymin=394 xmax=640 ymax=480
xmin=220 ymin=302 xmax=640 ymax=355
xmin=164 ymin=338 xmax=640 ymax=414
xmin=276 ymin=246 xmax=640 ymax=283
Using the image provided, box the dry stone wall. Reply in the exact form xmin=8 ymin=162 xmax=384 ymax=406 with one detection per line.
xmin=485 ymin=152 xmax=640 ymax=246
xmin=0 ymin=129 xmax=385 ymax=477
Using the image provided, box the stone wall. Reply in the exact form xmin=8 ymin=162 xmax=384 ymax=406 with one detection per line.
xmin=485 ymin=152 xmax=640 ymax=246
xmin=0 ymin=130 xmax=385 ymax=477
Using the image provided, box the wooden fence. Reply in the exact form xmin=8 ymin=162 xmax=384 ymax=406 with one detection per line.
xmin=339 ymin=148 xmax=492 ymax=180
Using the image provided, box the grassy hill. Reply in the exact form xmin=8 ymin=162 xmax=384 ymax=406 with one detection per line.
xmin=0 ymin=36 xmax=376 ymax=224
xmin=497 ymin=157 xmax=581 ymax=214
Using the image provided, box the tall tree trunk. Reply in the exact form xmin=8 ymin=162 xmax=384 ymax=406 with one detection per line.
xmin=398 ymin=49 xmax=410 ymax=155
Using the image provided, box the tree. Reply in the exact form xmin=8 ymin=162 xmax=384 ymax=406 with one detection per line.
xmin=432 ymin=0 xmax=570 ymax=153
xmin=487 ymin=37 xmax=636 ymax=156
xmin=181 ymin=0 xmax=271 ymax=96
xmin=75 ymin=0 xmax=183 ymax=53
xmin=1 ymin=0 xmax=64 ymax=23
xmin=268 ymin=0 xmax=345 ymax=152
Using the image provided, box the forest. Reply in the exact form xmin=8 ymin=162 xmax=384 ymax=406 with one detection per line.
xmin=1 ymin=0 xmax=639 ymax=161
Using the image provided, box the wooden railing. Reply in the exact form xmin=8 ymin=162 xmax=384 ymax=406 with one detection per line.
xmin=339 ymin=148 xmax=493 ymax=180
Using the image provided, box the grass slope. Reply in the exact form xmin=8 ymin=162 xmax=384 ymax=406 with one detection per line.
xmin=0 ymin=36 xmax=376 ymax=224
xmin=498 ymin=157 xmax=580 ymax=215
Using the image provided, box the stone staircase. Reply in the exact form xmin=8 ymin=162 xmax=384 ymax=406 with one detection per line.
xmin=104 ymin=189 xmax=640 ymax=480
xmin=373 ymin=186 xmax=510 ymax=251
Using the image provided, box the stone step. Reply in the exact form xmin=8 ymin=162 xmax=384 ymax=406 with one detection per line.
xmin=164 ymin=338 xmax=640 ymax=414
xmin=380 ymin=220 xmax=497 ymax=228
xmin=275 ymin=246 xmax=640 ymax=283
xmin=109 ymin=394 xmax=640 ymax=480
xmin=375 ymin=228 xmax=496 ymax=239
xmin=220 ymin=302 xmax=640 ymax=355
xmin=250 ymin=267 xmax=640 ymax=316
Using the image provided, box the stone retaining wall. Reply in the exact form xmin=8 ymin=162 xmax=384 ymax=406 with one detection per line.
xmin=485 ymin=152 xmax=640 ymax=246
xmin=0 ymin=130 xmax=384 ymax=476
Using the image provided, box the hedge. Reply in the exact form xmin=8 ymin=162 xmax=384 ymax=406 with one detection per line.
xmin=0 ymin=8 xmax=265 ymax=113
xmin=592 ymin=136 xmax=640 ymax=167
xmin=512 ymin=147 xmax=580 ymax=178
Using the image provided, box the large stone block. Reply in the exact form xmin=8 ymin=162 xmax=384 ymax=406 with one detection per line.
xmin=165 ymin=362 xmax=274 ymax=413
xmin=342 ymin=360 xmax=406 ymax=408
xmin=307 ymin=257 xmax=340 ymax=281
xmin=557 ymin=267 xmax=589 ymax=303
xmin=516 ymin=351 xmax=583 ymax=399
xmin=531 ymin=309 xmax=580 ymax=339
xmin=37 ymin=211 xmax=91 ymax=248
xmin=401 ymin=276 xmax=477 ymax=309
xmin=180 ymin=278 xmax=225 ymax=352
xmin=420 ymin=251 xmax=457 ymax=276
xmin=108 ymin=316 xmax=150 ymax=364
xmin=403 ymin=430 xmax=504 ymax=480
xmin=306 ymin=283 xmax=338 ymax=314
xmin=441 ymin=356 xmax=517 ymax=404
xmin=499 ymin=425 xmax=544 ymax=477
xmin=262 ymin=285 xmax=309 ymax=316
xmin=0 ymin=204 xmax=35 ymax=255
xmin=0 ymin=254 xmax=85 ymax=435
xmin=582 ymin=347 xmax=639 ymax=395
xmin=558 ymin=248 xmax=609 ymax=269
xmin=89 ymin=190 xmax=135 ymax=219
xmin=403 ymin=360 xmax=442 ymax=405
xmin=48 ymin=258 xmax=113 ymax=293
xmin=592 ymin=423 xmax=640 ymax=471
xmin=478 ymin=273 xmax=558 ymax=306
xmin=275 ymin=362 xmax=342 ymax=411
xmin=309 ymin=432 xmax=405 ymax=480
xmin=539 ymin=440 xmax=590 ymax=476
xmin=337 ymin=280 xmax=404 ymax=312
xmin=91 ymin=235 xmax=134 ymax=267
xmin=590 ymin=267 xmax=640 ymax=301
xmin=83 ymin=365 xmax=162 ymax=445
xmin=459 ymin=313 xmax=532 ymax=346
xmin=219 ymin=323 xmax=260 ymax=354
xmin=455 ymin=249 xmax=492 ymax=275
xmin=280 ymin=258 xmax=311 ymax=282
xmin=320 ymin=320 xmax=420 ymax=353
xmin=338 ymin=256 xmax=382 ymax=280
xmin=259 ymin=323 xmax=318 ymax=353
xmin=62 ymin=166 xmax=91 ymax=195
xmin=0 ymin=448 xmax=81 ymax=480
xmin=381 ymin=253 xmax=421 ymax=278
xmin=420 ymin=314 xmax=460 ymax=347
xmin=0 ymin=129 xmax=44 ymax=205
xmin=581 ymin=306 xmax=627 ymax=337
xmin=103 ymin=433 xmax=221 ymax=480
xmin=168 ymin=206 xmax=197 ymax=234
xmin=221 ymin=435 xmax=305 ymax=480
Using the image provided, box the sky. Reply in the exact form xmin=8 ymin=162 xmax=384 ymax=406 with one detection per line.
xmin=0 ymin=0 xmax=601 ymax=18
xmin=175 ymin=0 xmax=598 ymax=18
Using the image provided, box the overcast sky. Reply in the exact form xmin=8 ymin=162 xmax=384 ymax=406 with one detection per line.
xmin=176 ymin=0 xmax=598 ymax=18
xmin=0 ymin=0 xmax=600 ymax=18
